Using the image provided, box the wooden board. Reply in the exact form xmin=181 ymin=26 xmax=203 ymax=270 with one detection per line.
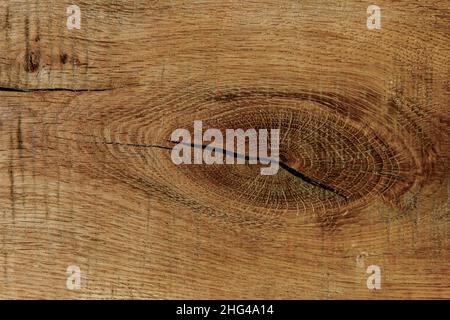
xmin=0 ymin=0 xmax=449 ymax=299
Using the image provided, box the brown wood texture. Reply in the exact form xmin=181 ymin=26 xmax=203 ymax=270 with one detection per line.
xmin=0 ymin=0 xmax=449 ymax=299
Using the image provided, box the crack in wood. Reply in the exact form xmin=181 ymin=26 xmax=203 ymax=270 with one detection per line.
xmin=53 ymin=134 xmax=349 ymax=199
xmin=0 ymin=86 xmax=122 ymax=93
xmin=168 ymin=140 xmax=349 ymax=199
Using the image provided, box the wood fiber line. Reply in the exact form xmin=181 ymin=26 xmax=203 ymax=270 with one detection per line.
xmin=0 ymin=0 xmax=449 ymax=299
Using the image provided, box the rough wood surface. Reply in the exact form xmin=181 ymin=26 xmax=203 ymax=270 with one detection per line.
xmin=0 ymin=0 xmax=449 ymax=299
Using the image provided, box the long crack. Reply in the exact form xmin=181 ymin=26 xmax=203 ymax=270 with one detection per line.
xmin=168 ymin=140 xmax=349 ymax=200
xmin=0 ymin=86 xmax=123 ymax=93
xmin=51 ymin=134 xmax=349 ymax=200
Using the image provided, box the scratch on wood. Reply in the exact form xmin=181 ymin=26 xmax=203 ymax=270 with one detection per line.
xmin=8 ymin=134 xmax=15 ymax=221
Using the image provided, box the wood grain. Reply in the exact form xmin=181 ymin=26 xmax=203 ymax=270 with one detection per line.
xmin=0 ymin=0 xmax=449 ymax=299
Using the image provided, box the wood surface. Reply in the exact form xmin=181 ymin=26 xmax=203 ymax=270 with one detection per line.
xmin=0 ymin=0 xmax=449 ymax=299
